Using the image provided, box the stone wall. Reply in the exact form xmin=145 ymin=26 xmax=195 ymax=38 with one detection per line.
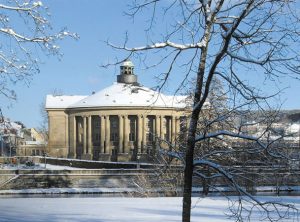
xmin=43 ymin=157 xmax=157 ymax=169
xmin=0 ymin=168 xmax=158 ymax=190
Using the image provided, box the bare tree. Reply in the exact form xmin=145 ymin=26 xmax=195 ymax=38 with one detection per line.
xmin=106 ymin=0 xmax=300 ymax=221
xmin=0 ymin=0 xmax=77 ymax=100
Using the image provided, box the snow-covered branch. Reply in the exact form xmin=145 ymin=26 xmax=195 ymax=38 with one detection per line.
xmin=1 ymin=28 xmax=48 ymax=43
xmin=0 ymin=2 xmax=43 ymax=11
xmin=195 ymin=130 xmax=265 ymax=144
xmin=0 ymin=0 xmax=77 ymax=99
xmin=107 ymin=40 xmax=205 ymax=51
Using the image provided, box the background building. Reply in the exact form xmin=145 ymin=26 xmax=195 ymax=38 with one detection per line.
xmin=46 ymin=60 xmax=189 ymax=162
xmin=0 ymin=112 xmax=46 ymax=157
xmin=17 ymin=128 xmax=47 ymax=156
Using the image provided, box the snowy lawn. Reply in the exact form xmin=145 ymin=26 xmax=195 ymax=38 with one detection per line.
xmin=0 ymin=196 xmax=299 ymax=222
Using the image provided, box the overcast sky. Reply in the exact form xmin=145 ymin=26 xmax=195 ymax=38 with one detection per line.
xmin=1 ymin=0 xmax=300 ymax=128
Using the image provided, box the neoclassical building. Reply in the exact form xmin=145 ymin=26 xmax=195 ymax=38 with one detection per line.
xmin=46 ymin=60 xmax=189 ymax=162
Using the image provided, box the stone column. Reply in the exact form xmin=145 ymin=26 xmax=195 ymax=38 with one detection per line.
xmin=124 ymin=115 xmax=129 ymax=153
xmin=137 ymin=115 xmax=142 ymax=153
xmin=168 ymin=117 xmax=172 ymax=142
xmin=171 ymin=116 xmax=176 ymax=144
xmin=100 ymin=116 xmax=105 ymax=153
xmin=105 ymin=115 xmax=110 ymax=154
xmin=118 ymin=115 xmax=123 ymax=153
xmin=142 ymin=115 xmax=147 ymax=153
xmin=160 ymin=115 xmax=164 ymax=139
xmin=65 ymin=113 xmax=69 ymax=155
xmin=155 ymin=115 xmax=160 ymax=153
xmin=176 ymin=116 xmax=180 ymax=136
xmin=83 ymin=116 xmax=87 ymax=154
xmin=88 ymin=116 xmax=92 ymax=155
xmin=155 ymin=115 xmax=160 ymax=140
xmin=73 ymin=116 xmax=77 ymax=158
xmin=175 ymin=116 xmax=180 ymax=148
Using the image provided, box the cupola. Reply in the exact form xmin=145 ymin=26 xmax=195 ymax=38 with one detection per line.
xmin=117 ymin=59 xmax=138 ymax=84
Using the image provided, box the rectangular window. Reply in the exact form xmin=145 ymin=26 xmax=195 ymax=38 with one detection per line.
xmin=129 ymin=133 xmax=135 ymax=141
xmin=94 ymin=133 xmax=100 ymax=142
xmin=95 ymin=120 xmax=100 ymax=128
xmin=165 ymin=116 xmax=171 ymax=142
xmin=146 ymin=116 xmax=155 ymax=142
xmin=110 ymin=116 xmax=119 ymax=142
xmin=129 ymin=116 xmax=137 ymax=142
xmin=146 ymin=133 xmax=153 ymax=142
xmin=110 ymin=132 xmax=118 ymax=141
xmin=180 ymin=116 xmax=187 ymax=131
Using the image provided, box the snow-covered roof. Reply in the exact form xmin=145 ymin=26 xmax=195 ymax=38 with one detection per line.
xmin=45 ymin=83 xmax=189 ymax=109
xmin=45 ymin=95 xmax=87 ymax=109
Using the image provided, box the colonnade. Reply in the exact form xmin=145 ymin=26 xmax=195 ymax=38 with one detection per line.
xmin=73 ymin=114 xmax=183 ymax=160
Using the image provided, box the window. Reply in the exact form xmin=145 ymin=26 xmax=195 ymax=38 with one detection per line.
xmin=129 ymin=133 xmax=135 ymax=141
xmin=94 ymin=133 xmax=100 ymax=142
xmin=111 ymin=132 xmax=118 ymax=142
xmin=180 ymin=116 xmax=187 ymax=131
xmin=95 ymin=120 xmax=100 ymax=128
xmin=111 ymin=119 xmax=118 ymax=128
xmin=165 ymin=116 xmax=171 ymax=142
xmin=146 ymin=133 xmax=153 ymax=142
xmin=110 ymin=116 xmax=119 ymax=142
xmin=129 ymin=116 xmax=137 ymax=141
xmin=146 ymin=116 xmax=155 ymax=142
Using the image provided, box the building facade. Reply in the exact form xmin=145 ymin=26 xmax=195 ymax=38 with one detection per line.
xmin=46 ymin=60 xmax=189 ymax=162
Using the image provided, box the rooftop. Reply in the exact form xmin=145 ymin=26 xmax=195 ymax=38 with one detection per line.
xmin=46 ymin=83 xmax=188 ymax=109
xmin=46 ymin=60 xmax=190 ymax=110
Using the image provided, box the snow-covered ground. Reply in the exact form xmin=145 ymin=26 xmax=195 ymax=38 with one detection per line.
xmin=0 ymin=196 xmax=299 ymax=222
xmin=0 ymin=163 xmax=84 ymax=170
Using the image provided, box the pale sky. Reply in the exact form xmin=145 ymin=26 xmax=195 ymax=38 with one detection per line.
xmin=1 ymin=0 xmax=300 ymax=128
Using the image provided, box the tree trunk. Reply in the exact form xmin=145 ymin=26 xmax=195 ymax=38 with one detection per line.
xmin=182 ymin=48 xmax=208 ymax=221
xmin=182 ymin=117 xmax=197 ymax=221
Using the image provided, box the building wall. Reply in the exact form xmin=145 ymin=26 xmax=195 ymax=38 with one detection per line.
xmin=17 ymin=144 xmax=47 ymax=156
xmin=30 ymin=128 xmax=45 ymax=142
xmin=47 ymin=107 xmax=188 ymax=162
xmin=48 ymin=110 xmax=69 ymax=158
